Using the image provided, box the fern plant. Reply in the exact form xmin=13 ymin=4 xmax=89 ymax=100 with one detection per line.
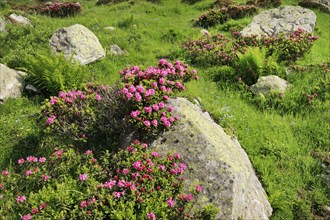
xmin=20 ymin=51 xmax=90 ymax=97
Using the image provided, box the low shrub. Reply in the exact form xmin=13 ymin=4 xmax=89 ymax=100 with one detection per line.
xmin=119 ymin=59 xmax=198 ymax=134
xmin=181 ymin=0 xmax=202 ymax=4
xmin=211 ymin=0 xmax=236 ymax=8
xmin=182 ymin=34 xmax=243 ymax=66
xmin=0 ymin=141 xmax=210 ymax=219
xmin=96 ymin=0 xmax=130 ymax=5
xmin=193 ymin=5 xmax=257 ymax=28
xmin=39 ymin=2 xmax=81 ymax=17
xmin=41 ymin=83 xmax=128 ymax=143
xmin=246 ymin=0 xmax=281 ymax=8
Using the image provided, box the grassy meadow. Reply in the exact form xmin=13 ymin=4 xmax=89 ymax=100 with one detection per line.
xmin=0 ymin=0 xmax=329 ymax=219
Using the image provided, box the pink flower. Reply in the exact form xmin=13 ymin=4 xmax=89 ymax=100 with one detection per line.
xmin=25 ymin=170 xmax=32 ymax=177
xmin=121 ymin=87 xmax=128 ymax=94
xmin=174 ymin=153 xmax=181 ymax=159
xmin=152 ymin=104 xmax=159 ymax=111
xmin=136 ymin=85 xmax=144 ymax=93
xmin=118 ymin=180 xmax=127 ymax=188
xmin=42 ymin=175 xmax=50 ymax=182
xmin=80 ymin=94 xmax=86 ymax=100
xmin=132 ymin=161 xmax=143 ymax=170
xmin=168 ymin=106 xmax=174 ymax=112
xmin=79 ymin=173 xmax=88 ymax=181
xmin=130 ymin=110 xmax=141 ymax=118
xmin=80 ymin=200 xmax=88 ymax=208
xmin=129 ymin=85 xmax=136 ymax=93
xmin=21 ymin=214 xmax=32 ymax=220
xmin=158 ymin=102 xmax=165 ymax=109
xmin=174 ymin=115 xmax=180 ymax=121
xmin=147 ymin=212 xmax=156 ymax=220
xmin=31 ymin=208 xmax=39 ymax=214
xmin=144 ymin=120 xmax=151 ymax=127
xmin=50 ymin=97 xmax=58 ymax=105
xmin=151 ymin=119 xmax=158 ymax=127
xmin=95 ymin=94 xmax=101 ymax=101
xmin=186 ymin=193 xmax=193 ymax=202
xmin=113 ymin=191 xmax=121 ymax=198
xmin=164 ymin=121 xmax=171 ymax=128
xmin=144 ymin=106 xmax=152 ymax=114
xmin=163 ymin=95 xmax=169 ymax=100
xmin=1 ymin=170 xmax=9 ymax=176
xmin=125 ymin=93 xmax=133 ymax=100
xmin=122 ymin=169 xmax=130 ymax=175
xmin=151 ymin=82 xmax=158 ymax=88
xmin=39 ymin=157 xmax=46 ymax=163
xmin=17 ymin=195 xmax=26 ymax=203
xmin=85 ymin=150 xmax=93 ymax=155
xmin=103 ymin=180 xmax=116 ymax=189
xmin=166 ymin=197 xmax=175 ymax=207
xmin=196 ymin=185 xmax=203 ymax=193
xmin=160 ymin=86 xmax=166 ymax=91
xmin=151 ymin=152 xmax=159 ymax=157
xmin=159 ymin=165 xmax=165 ymax=171
xmin=159 ymin=77 xmax=165 ymax=85
xmin=45 ymin=116 xmax=56 ymax=125
xmin=27 ymin=156 xmax=38 ymax=163
xmin=18 ymin=158 xmax=25 ymax=165
xmin=135 ymin=92 xmax=142 ymax=102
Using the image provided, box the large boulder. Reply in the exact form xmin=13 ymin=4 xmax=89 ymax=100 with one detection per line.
xmin=49 ymin=24 xmax=105 ymax=65
xmin=250 ymin=75 xmax=290 ymax=97
xmin=299 ymin=0 xmax=330 ymax=14
xmin=121 ymin=97 xmax=272 ymax=219
xmin=240 ymin=6 xmax=316 ymax=37
xmin=0 ymin=64 xmax=26 ymax=103
xmin=8 ymin=13 xmax=32 ymax=26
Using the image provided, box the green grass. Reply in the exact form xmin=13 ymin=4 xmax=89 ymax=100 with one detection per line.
xmin=0 ymin=0 xmax=329 ymax=219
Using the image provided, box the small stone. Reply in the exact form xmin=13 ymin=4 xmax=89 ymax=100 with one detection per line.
xmin=250 ymin=75 xmax=290 ymax=97
xmin=200 ymin=29 xmax=210 ymax=36
xmin=8 ymin=13 xmax=32 ymax=26
xmin=103 ymin=26 xmax=115 ymax=32
xmin=107 ymin=44 xmax=128 ymax=56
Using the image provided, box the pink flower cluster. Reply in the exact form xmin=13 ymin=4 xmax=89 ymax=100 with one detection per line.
xmin=119 ymin=60 xmax=198 ymax=132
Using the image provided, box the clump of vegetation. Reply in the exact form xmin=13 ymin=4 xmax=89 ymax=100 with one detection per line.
xmin=0 ymin=141 xmax=210 ymax=219
xmin=193 ymin=5 xmax=257 ymax=28
xmin=39 ymin=2 xmax=81 ymax=17
xmin=246 ymin=0 xmax=281 ymax=8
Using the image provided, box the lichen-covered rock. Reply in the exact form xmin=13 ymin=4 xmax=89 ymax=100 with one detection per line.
xmin=0 ymin=64 xmax=26 ymax=103
xmin=107 ymin=44 xmax=128 ymax=56
xmin=121 ymin=97 xmax=272 ymax=219
xmin=240 ymin=6 xmax=316 ymax=37
xmin=250 ymin=75 xmax=289 ymax=96
xmin=299 ymin=0 xmax=330 ymax=14
xmin=49 ymin=24 xmax=105 ymax=65
xmin=8 ymin=13 xmax=32 ymax=26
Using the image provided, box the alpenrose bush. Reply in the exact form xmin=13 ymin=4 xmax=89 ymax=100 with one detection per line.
xmin=183 ymin=29 xmax=318 ymax=68
xmin=41 ymin=83 xmax=128 ymax=142
xmin=39 ymin=2 xmax=81 ymax=17
xmin=0 ymin=141 xmax=210 ymax=219
xmin=119 ymin=59 xmax=198 ymax=134
xmin=193 ymin=5 xmax=258 ymax=28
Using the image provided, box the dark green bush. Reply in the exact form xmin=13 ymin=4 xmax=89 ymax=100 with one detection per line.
xmin=246 ymin=0 xmax=281 ymax=8
xmin=39 ymin=2 xmax=81 ymax=17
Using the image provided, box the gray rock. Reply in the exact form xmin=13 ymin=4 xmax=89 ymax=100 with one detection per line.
xmin=0 ymin=16 xmax=6 ymax=32
xmin=8 ymin=13 xmax=32 ymax=26
xmin=121 ymin=97 xmax=272 ymax=220
xmin=49 ymin=24 xmax=105 ymax=65
xmin=0 ymin=64 xmax=26 ymax=103
xmin=240 ymin=6 xmax=316 ymax=37
xmin=250 ymin=75 xmax=290 ymax=97
xmin=107 ymin=44 xmax=128 ymax=56
xmin=200 ymin=29 xmax=210 ymax=36
xmin=299 ymin=0 xmax=330 ymax=14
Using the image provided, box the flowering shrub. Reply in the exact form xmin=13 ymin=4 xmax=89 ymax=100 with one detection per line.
xmin=41 ymin=83 xmax=128 ymax=142
xmin=234 ymin=28 xmax=318 ymax=62
xmin=211 ymin=0 xmax=236 ymax=8
xmin=183 ymin=34 xmax=243 ymax=66
xmin=0 ymin=141 xmax=211 ymax=219
xmin=40 ymin=2 xmax=81 ymax=17
xmin=119 ymin=59 xmax=198 ymax=134
xmin=193 ymin=5 xmax=258 ymax=28
xmin=246 ymin=0 xmax=281 ymax=8
xmin=183 ymin=29 xmax=318 ymax=69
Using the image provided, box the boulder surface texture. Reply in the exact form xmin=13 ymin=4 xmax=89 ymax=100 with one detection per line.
xmin=49 ymin=24 xmax=105 ymax=65
xmin=0 ymin=64 xmax=26 ymax=103
xmin=121 ymin=97 xmax=272 ymax=219
xmin=0 ymin=16 xmax=6 ymax=32
xmin=240 ymin=6 xmax=316 ymax=37
xmin=250 ymin=75 xmax=290 ymax=96
xmin=299 ymin=0 xmax=330 ymax=14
